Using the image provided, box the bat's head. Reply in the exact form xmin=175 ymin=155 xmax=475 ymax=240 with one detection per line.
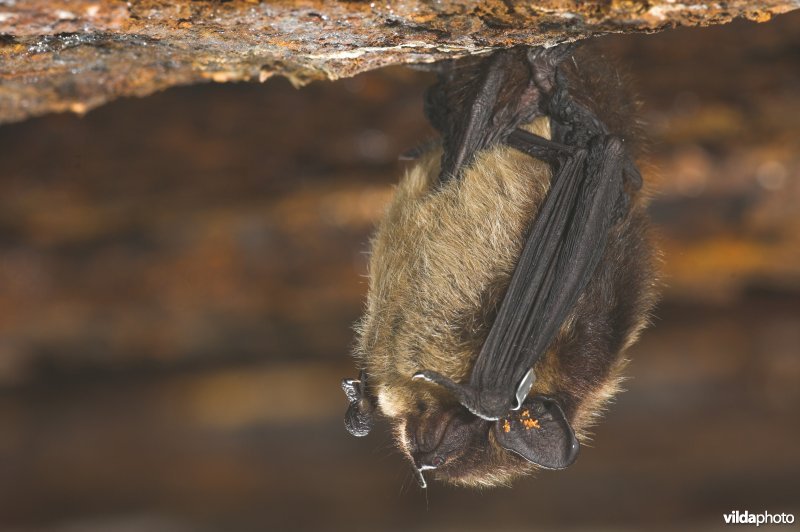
xmin=389 ymin=389 xmax=517 ymax=488
xmin=343 ymin=364 xmax=583 ymax=487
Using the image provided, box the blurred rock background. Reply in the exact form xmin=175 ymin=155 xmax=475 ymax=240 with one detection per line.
xmin=0 ymin=11 xmax=799 ymax=532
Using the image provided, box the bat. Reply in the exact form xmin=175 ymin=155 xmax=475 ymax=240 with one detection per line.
xmin=341 ymin=44 xmax=658 ymax=488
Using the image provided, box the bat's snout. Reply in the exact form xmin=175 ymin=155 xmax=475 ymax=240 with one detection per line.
xmin=408 ymin=422 xmax=450 ymax=490
xmin=406 ymin=407 xmax=488 ymax=473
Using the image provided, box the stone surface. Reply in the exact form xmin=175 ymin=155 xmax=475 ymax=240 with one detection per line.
xmin=1 ymin=0 xmax=799 ymax=123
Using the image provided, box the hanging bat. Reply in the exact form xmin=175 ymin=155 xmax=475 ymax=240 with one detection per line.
xmin=341 ymin=44 xmax=658 ymax=488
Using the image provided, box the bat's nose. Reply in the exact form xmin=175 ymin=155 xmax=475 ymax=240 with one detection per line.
xmin=412 ymin=451 xmax=446 ymax=470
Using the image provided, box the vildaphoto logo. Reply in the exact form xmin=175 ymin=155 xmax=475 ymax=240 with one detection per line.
xmin=723 ymin=510 xmax=795 ymax=526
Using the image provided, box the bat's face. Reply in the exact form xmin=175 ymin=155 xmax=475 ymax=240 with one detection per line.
xmin=342 ymin=47 xmax=659 ymax=488
xmin=376 ymin=379 xmax=539 ymax=487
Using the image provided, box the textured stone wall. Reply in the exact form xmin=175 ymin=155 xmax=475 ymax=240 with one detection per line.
xmin=1 ymin=0 xmax=799 ymax=123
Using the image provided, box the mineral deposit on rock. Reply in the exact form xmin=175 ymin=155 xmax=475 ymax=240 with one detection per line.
xmin=1 ymin=1 xmax=798 ymax=123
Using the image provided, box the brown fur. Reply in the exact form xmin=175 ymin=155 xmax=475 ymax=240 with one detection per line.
xmin=353 ymin=77 xmax=659 ymax=488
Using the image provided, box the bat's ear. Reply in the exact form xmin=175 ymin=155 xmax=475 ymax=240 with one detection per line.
xmin=342 ymin=371 xmax=375 ymax=437
xmin=494 ymin=396 xmax=579 ymax=469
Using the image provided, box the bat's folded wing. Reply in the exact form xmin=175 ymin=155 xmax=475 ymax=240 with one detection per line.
xmin=415 ymin=130 xmax=632 ymax=420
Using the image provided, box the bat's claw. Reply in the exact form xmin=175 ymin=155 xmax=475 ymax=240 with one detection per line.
xmin=412 ymin=370 xmax=523 ymax=421
xmin=413 ymin=467 xmax=428 ymax=489
xmin=513 ymin=368 xmax=535 ymax=410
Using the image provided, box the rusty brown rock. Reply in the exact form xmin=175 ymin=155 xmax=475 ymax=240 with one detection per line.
xmin=0 ymin=0 xmax=798 ymax=124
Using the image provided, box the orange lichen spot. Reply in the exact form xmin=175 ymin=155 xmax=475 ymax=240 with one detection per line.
xmin=520 ymin=409 xmax=530 ymax=418
xmin=522 ymin=418 xmax=541 ymax=430
xmin=744 ymin=11 xmax=772 ymax=23
xmin=502 ymin=419 xmax=511 ymax=433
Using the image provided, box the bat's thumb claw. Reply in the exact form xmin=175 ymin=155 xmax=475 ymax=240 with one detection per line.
xmin=412 ymin=370 xmax=462 ymax=393
xmin=413 ymin=370 xmax=508 ymax=421
xmin=513 ymin=369 xmax=535 ymax=411
xmin=411 ymin=370 xmax=441 ymax=383
xmin=413 ymin=370 xmax=473 ymax=405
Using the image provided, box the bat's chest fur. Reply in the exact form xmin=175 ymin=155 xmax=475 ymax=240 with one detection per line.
xmin=356 ymin=118 xmax=553 ymax=418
